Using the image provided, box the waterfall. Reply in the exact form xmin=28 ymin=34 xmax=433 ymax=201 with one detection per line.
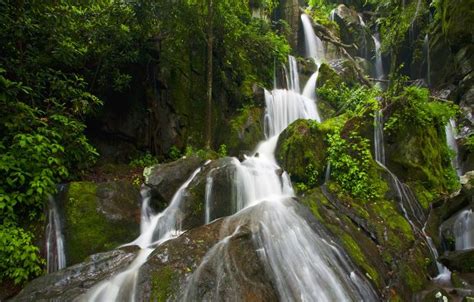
xmin=374 ymin=110 xmax=386 ymax=164
xmin=81 ymin=165 xmax=207 ymax=302
xmin=358 ymin=14 xmax=369 ymax=59
xmin=329 ymin=9 xmax=336 ymax=22
xmin=185 ymin=58 xmax=378 ymax=301
xmin=302 ymin=67 xmax=320 ymax=104
xmin=288 ymin=55 xmax=301 ymax=93
xmin=424 ymin=34 xmax=431 ymax=86
xmin=372 ymin=33 xmax=384 ymax=81
xmin=301 ymin=14 xmax=325 ymax=64
xmin=46 ymin=192 xmax=66 ymax=273
xmin=453 ymin=209 xmax=474 ymax=251
xmin=445 ymin=118 xmax=462 ymax=176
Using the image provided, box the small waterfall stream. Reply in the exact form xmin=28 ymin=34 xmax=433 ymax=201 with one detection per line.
xmin=81 ymin=165 xmax=207 ymax=301
xmin=424 ymin=34 xmax=431 ymax=86
xmin=453 ymin=209 xmax=474 ymax=251
xmin=373 ymin=110 xmax=452 ymax=282
xmin=372 ymin=33 xmax=384 ymax=82
xmin=46 ymin=191 xmax=66 ymax=273
xmin=301 ymin=13 xmax=325 ymax=64
xmin=445 ymin=118 xmax=462 ymax=176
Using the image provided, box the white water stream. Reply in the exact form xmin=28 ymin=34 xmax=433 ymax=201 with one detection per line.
xmin=46 ymin=193 xmax=66 ymax=273
xmin=80 ymin=165 xmax=207 ymax=301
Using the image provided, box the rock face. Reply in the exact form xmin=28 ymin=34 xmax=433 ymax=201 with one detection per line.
xmin=12 ymin=246 xmax=139 ymax=301
xmin=331 ymin=4 xmax=374 ymax=59
xmin=144 ymin=156 xmax=204 ymax=210
xmin=439 ymin=250 xmax=474 ymax=273
xmin=276 ymin=119 xmax=329 ymax=187
xmin=137 ymin=218 xmax=277 ymax=301
xmin=62 ymin=181 xmax=141 ymax=266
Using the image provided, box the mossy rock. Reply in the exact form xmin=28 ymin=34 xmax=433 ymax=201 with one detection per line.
xmin=218 ymin=104 xmax=264 ymax=156
xmin=137 ymin=218 xmax=277 ymax=301
xmin=276 ymin=119 xmax=329 ymax=188
xmin=63 ymin=181 xmax=141 ymax=265
xmin=440 ymin=250 xmax=474 ymax=273
xmin=386 ymin=123 xmax=460 ymax=206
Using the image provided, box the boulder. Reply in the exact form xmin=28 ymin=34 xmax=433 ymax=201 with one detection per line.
xmin=276 ymin=119 xmax=329 ymax=188
xmin=62 ymin=181 xmax=141 ymax=266
xmin=144 ymin=156 xmax=204 ymax=210
xmin=12 ymin=246 xmax=139 ymax=301
xmin=439 ymin=250 xmax=474 ymax=273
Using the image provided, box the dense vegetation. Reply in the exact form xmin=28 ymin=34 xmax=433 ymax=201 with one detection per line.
xmin=0 ymin=0 xmax=287 ymax=284
xmin=0 ymin=0 xmax=472 ymax=298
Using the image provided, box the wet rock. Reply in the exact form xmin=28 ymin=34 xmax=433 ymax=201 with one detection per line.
xmin=276 ymin=119 xmax=329 ymax=187
xmin=331 ymin=5 xmax=374 ymax=59
xmin=439 ymin=250 xmax=474 ymax=273
xmin=179 ymin=157 xmax=238 ymax=229
xmin=63 ymin=181 xmax=141 ymax=266
xmin=217 ymin=104 xmax=264 ymax=156
xmin=136 ymin=218 xmax=277 ymax=301
xmin=144 ymin=156 xmax=204 ymax=210
xmin=12 ymin=246 xmax=139 ymax=301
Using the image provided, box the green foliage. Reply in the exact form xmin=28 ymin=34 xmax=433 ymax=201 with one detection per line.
xmin=384 ymin=86 xmax=458 ymax=134
xmin=0 ymin=224 xmax=44 ymax=284
xmin=317 ymin=82 xmax=380 ymax=116
xmin=217 ymin=144 xmax=228 ymax=157
xmin=306 ymin=1 xmax=337 ymax=28
xmin=327 ymin=130 xmax=379 ymax=200
xmin=129 ymin=152 xmax=158 ymax=168
xmin=168 ymin=146 xmax=182 ymax=161
xmin=465 ymin=134 xmax=474 ymax=152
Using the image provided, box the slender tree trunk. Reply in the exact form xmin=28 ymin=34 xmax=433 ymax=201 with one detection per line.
xmin=205 ymin=0 xmax=213 ymax=149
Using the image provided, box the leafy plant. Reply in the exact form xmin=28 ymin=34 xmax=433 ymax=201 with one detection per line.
xmin=0 ymin=224 xmax=44 ymax=284
xmin=218 ymin=144 xmax=228 ymax=157
xmin=326 ymin=129 xmax=379 ymax=200
xmin=384 ymin=86 xmax=458 ymax=134
xmin=168 ymin=146 xmax=182 ymax=161
xmin=129 ymin=153 xmax=158 ymax=168
xmin=317 ymin=83 xmax=380 ymax=116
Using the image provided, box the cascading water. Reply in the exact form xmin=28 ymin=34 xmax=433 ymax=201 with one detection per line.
xmin=287 ymin=55 xmax=301 ymax=92
xmin=301 ymin=13 xmax=325 ymax=64
xmin=358 ymin=14 xmax=369 ymax=59
xmin=46 ymin=192 xmax=66 ymax=273
xmin=81 ymin=165 xmax=206 ymax=301
xmin=373 ymin=110 xmax=451 ymax=282
xmin=445 ymin=118 xmax=462 ymax=176
xmin=186 ymin=51 xmax=377 ymax=301
xmin=372 ymin=33 xmax=384 ymax=82
xmin=424 ymin=34 xmax=431 ymax=87
xmin=453 ymin=209 xmax=474 ymax=251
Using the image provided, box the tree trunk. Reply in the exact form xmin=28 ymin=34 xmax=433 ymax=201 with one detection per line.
xmin=205 ymin=0 xmax=213 ymax=149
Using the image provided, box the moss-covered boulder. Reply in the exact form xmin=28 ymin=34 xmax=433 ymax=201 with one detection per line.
xmin=144 ymin=156 xmax=204 ymax=211
xmin=440 ymin=250 xmax=474 ymax=273
xmin=276 ymin=119 xmax=329 ymax=188
xmin=63 ymin=181 xmax=141 ymax=266
xmin=299 ymin=174 xmax=432 ymax=300
xmin=218 ymin=104 xmax=264 ymax=156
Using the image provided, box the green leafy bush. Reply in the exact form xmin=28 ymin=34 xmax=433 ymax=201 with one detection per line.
xmin=317 ymin=83 xmax=380 ymax=116
xmin=129 ymin=153 xmax=158 ymax=168
xmin=384 ymin=86 xmax=458 ymax=134
xmin=327 ymin=130 xmax=379 ymax=200
xmin=0 ymin=224 xmax=44 ymax=284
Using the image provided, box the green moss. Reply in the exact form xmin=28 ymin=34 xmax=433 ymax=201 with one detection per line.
xmin=339 ymin=233 xmax=380 ymax=285
xmin=65 ymin=182 xmax=137 ymax=265
xmin=150 ymin=266 xmax=177 ymax=302
xmin=400 ymin=262 xmax=425 ymax=292
xmin=276 ymin=119 xmax=328 ymax=187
